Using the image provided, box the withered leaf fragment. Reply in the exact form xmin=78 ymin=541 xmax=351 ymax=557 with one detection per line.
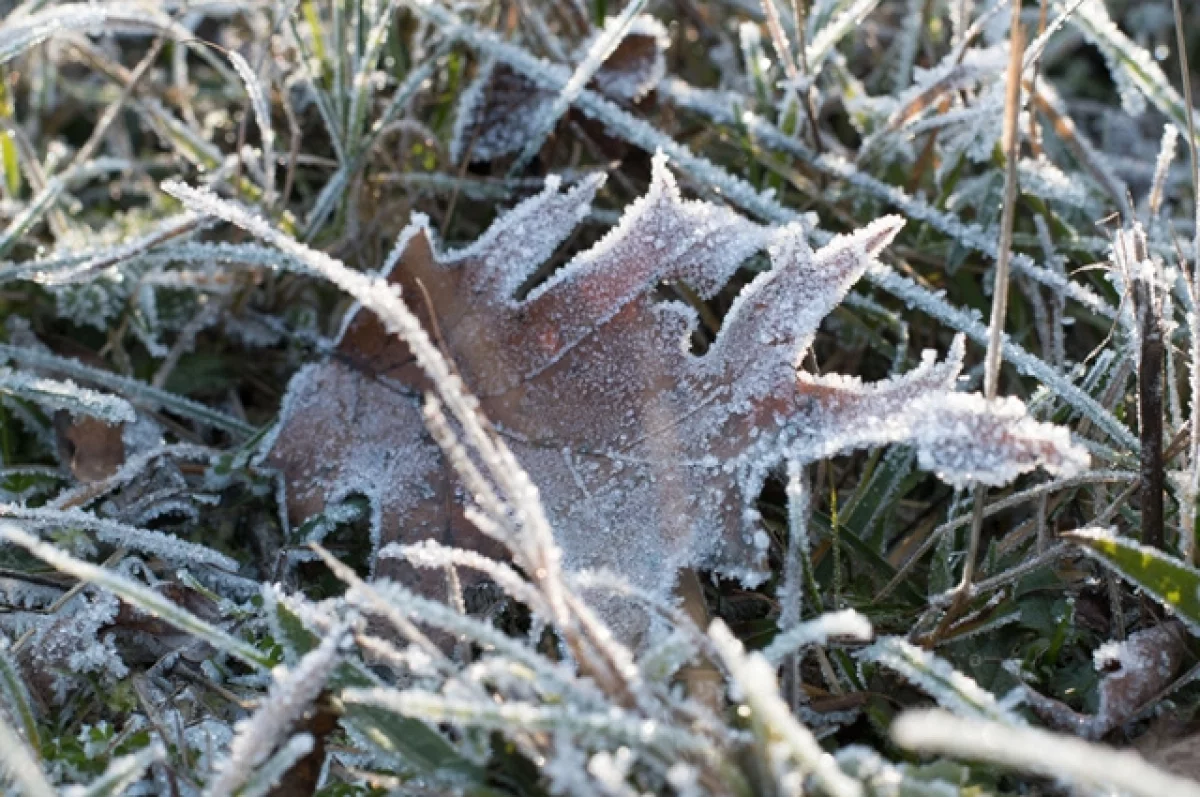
xmin=1021 ymin=621 xmax=1189 ymax=740
xmin=450 ymin=15 xmax=669 ymax=163
xmin=265 ymin=155 xmax=1087 ymax=638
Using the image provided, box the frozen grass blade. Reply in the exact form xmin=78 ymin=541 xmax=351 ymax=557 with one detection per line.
xmin=0 ymin=523 xmax=269 ymax=669
xmin=1064 ymin=527 xmax=1200 ymax=633
xmin=0 ymin=367 xmax=135 ymax=424
xmin=233 ymin=734 xmax=314 ymax=797
xmin=0 ymin=177 xmax=64 ymax=258
xmin=346 ymin=0 xmax=402 ymax=154
xmin=0 ymin=504 xmax=239 ymax=569
xmin=892 ymin=708 xmax=1200 ymax=797
xmin=0 ymin=642 xmax=38 ymax=754
xmin=228 ymin=51 xmax=276 ymax=207
xmin=761 ymin=609 xmax=872 ymax=664
xmin=0 ymin=344 xmax=255 ymax=436
xmin=0 ymin=709 xmax=52 ymax=797
xmin=0 ymin=3 xmax=192 ymax=64
xmin=205 ymin=627 xmax=343 ymax=797
xmin=710 ymin=619 xmax=863 ymax=797
xmin=859 ymin=637 xmax=1024 ymax=725
xmin=340 ymin=687 xmax=714 ymax=756
xmin=804 ymin=0 xmax=881 ymax=73
xmin=1066 ymin=0 xmax=1200 ymax=148
xmin=64 ymin=742 xmax=165 ymax=797
xmin=510 ymin=0 xmax=648 ymax=174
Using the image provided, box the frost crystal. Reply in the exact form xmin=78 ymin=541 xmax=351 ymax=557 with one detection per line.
xmin=21 ymin=590 xmax=128 ymax=705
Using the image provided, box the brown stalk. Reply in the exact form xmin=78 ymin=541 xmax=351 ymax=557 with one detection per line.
xmin=935 ymin=1 xmax=1026 ymax=642
xmin=1172 ymin=0 xmax=1200 ymax=562
xmin=1133 ymin=230 xmax=1165 ymax=549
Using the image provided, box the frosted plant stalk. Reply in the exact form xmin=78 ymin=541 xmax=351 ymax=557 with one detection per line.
xmin=710 ymin=620 xmax=862 ymax=797
xmin=778 ymin=459 xmax=810 ymax=630
xmin=380 ymin=540 xmax=552 ymax=617
xmin=0 ymin=710 xmax=53 ymax=797
xmin=205 ymin=627 xmax=344 ymax=797
xmin=959 ymin=0 xmax=1027 ymax=604
xmin=0 ymin=524 xmax=269 ymax=668
xmin=762 ymin=609 xmax=873 ymax=664
xmin=892 ymin=709 xmax=1200 ymax=797
xmin=511 ymin=0 xmax=648 ymax=173
xmin=1149 ymin=124 xmax=1179 ymax=218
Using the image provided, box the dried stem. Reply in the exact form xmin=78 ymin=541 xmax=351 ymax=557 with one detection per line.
xmin=1173 ymin=0 xmax=1200 ymax=562
xmin=1134 ymin=232 xmax=1166 ymax=550
xmin=956 ymin=1 xmax=1026 ymax=604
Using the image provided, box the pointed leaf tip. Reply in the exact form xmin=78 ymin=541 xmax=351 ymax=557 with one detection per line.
xmin=861 ymin=215 xmax=905 ymax=258
xmin=1064 ymin=527 xmax=1200 ymax=633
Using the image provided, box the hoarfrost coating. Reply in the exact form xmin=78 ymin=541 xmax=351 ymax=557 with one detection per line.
xmin=171 ymin=155 xmax=1086 ymax=640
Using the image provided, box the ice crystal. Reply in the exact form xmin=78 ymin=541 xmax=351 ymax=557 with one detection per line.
xmin=21 ymin=590 xmax=128 ymax=705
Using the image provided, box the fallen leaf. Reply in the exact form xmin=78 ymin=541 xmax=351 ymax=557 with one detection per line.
xmin=53 ymin=411 xmax=125 ymax=483
xmin=450 ymin=15 xmax=669 ymax=163
xmin=1021 ymin=620 xmax=1190 ymax=740
xmin=266 ymin=156 xmax=1087 ymax=638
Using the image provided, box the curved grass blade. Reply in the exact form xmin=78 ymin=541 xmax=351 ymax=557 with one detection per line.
xmin=0 ymin=524 xmax=269 ymax=669
xmin=1064 ymin=527 xmax=1200 ymax=632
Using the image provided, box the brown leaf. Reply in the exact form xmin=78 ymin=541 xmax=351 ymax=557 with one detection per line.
xmin=1022 ymin=620 xmax=1190 ymax=740
xmin=450 ymin=16 xmax=668 ymax=163
xmin=267 ymin=157 xmax=1087 ymax=638
xmin=54 ymin=411 xmax=125 ymax=483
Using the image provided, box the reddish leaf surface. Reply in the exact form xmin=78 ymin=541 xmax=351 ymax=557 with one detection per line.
xmin=266 ymin=156 xmax=1087 ymax=635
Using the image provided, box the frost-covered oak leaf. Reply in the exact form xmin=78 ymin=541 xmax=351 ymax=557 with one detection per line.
xmin=450 ymin=15 xmax=668 ymax=163
xmin=264 ymin=155 xmax=1087 ymax=631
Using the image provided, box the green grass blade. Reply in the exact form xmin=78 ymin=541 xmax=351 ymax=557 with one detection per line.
xmin=266 ymin=597 xmax=488 ymax=782
xmin=72 ymin=743 xmax=165 ymax=797
xmin=0 ymin=710 xmax=52 ymax=797
xmin=1064 ymin=527 xmax=1200 ymax=631
xmin=0 ymin=643 xmax=38 ymax=757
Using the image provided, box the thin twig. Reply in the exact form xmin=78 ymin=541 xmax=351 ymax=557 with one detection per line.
xmin=1173 ymin=0 xmax=1200 ymax=562
xmin=953 ymin=0 xmax=1027 ymax=609
xmin=1133 ymin=230 xmax=1165 ymax=550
